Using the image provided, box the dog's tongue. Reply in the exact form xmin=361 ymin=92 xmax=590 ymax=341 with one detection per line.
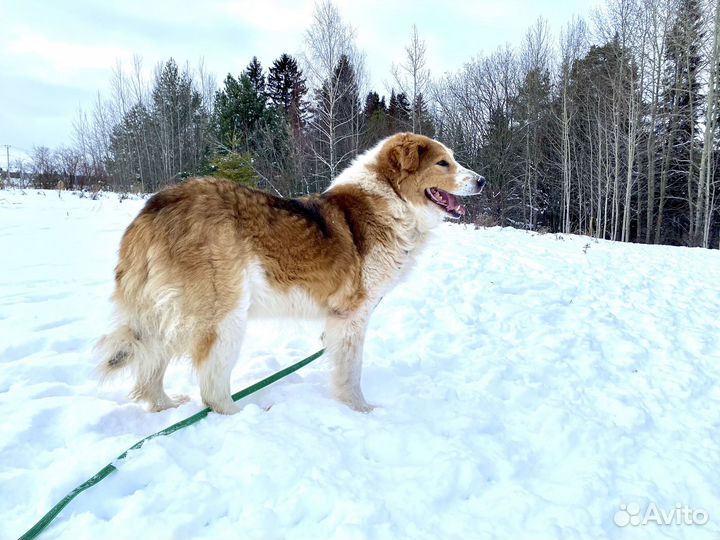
xmin=445 ymin=192 xmax=466 ymax=215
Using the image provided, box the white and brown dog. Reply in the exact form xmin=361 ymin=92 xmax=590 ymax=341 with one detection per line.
xmin=97 ymin=133 xmax=485 ymax=414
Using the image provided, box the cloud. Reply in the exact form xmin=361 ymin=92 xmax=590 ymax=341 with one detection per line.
xmin=217 ymin=0 xmax=314 ymax=33
xmin=6 ymin=27 xmax=133 ymax=85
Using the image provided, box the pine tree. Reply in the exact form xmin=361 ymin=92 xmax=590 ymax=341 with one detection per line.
xmin=109 ymin=103 xmax=153 ymax=189
xmin=361 ymin=91 xmax=388 ymax=148
xmin=515 ymin=67 xmax=553 ymax=228
xmin=387 ymin=90 xmax=398 ymax=125
xmin=213 ymin=73 xmax=267 ymax=152
xmin=481 ymin=105 xmax=522 ymax=225
xmin=333 ymin=54 xmax=360 ymax=129
xmin=657 ymin=0 xmax=704 ymax=244
xmin=396 ymin=94 xmax=411 ymax=122
xmin=210 ymin=151 xmax=257 ymax=187
xmin=149 ymin=58 xmax=208 ymax=186
xmin=413 ymin=93 xmax=434 ymax=137
xmin=245 ymin=57 xmax=266 ymax=97
xmin=362 ymin=91 xmax=382 ymax=118
xmin=267 ymin=53 xmax=309 ymax=133
xmin=387 ymin=89 xmax=411 ymax=133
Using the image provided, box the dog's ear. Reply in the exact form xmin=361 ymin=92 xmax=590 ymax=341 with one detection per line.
xmin=387 ymin=134 xmax=430 ymax=175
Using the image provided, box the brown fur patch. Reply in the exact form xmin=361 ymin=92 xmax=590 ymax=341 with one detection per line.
xmin=193 ymin=328 xmax=218 ymax=366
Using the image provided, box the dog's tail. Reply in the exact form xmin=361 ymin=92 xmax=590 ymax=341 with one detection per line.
xmin=95 ymin=324 xmax=142 ymax=380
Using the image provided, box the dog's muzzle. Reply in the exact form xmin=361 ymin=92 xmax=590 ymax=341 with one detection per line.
xmin=456 ymin=166 xmax=487 ymax=195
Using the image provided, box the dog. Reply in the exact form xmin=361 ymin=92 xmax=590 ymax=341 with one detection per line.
xmin=96 ymin=133 xmax=485 ymax=414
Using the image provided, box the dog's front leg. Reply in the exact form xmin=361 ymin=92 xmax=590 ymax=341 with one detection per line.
xmin=323 ymin=311 xmax=374 ymax=413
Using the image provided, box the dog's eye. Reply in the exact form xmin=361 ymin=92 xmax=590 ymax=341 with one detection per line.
xmin=436 ymin=160 xmax=449 ymax=167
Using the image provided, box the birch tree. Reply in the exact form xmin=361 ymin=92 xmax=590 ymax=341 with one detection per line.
xmin=303 ymin=0 xmax=365 ymax=186
xmin=696 ymin=0 xmax=720 ymax=246
xmin=558 ymin=18 xmax=587 ymax=234
xmin=392 ymin=24 xmax=431 ymax=134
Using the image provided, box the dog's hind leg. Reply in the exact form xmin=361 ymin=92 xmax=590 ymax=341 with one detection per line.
xmin=194 ymin=309 xmax=247 ymax=415
xmin=323 ymin=311 xmax=374 ymax=413
xmin=129 ymin=340 xmax=189 ymax=412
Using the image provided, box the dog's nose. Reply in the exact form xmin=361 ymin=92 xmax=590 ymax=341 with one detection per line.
xmin=476 ymin=175 xmax=486 ymax=191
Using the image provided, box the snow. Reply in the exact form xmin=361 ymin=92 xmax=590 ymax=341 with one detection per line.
xmin=1 ymin=188 xmax=719 ymax=540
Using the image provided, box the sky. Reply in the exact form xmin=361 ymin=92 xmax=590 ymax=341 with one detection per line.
xmin=0 ymin=0 xmax=600 ymax=165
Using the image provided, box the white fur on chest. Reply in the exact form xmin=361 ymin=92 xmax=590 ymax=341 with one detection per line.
xmin=245 ymin=262 xmax=326 ymax=320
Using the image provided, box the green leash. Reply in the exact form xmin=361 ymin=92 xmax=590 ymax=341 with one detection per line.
xmin=18 ymin=349 xmax=325 ymax=540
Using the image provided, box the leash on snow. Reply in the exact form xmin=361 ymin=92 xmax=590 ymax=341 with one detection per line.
xmin=17 ymin=349 xmax=325 ymax=540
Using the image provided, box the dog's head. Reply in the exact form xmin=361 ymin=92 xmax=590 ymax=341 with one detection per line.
xmin=374 ymin=133 xmax=485 ymax=223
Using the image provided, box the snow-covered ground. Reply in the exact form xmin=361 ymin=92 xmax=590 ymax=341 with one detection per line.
xmin=1 ymin=188 xmax=719 ymax=540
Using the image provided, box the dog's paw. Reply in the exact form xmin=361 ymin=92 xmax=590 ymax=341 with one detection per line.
xmin=206 ymin=400 xmax=240 ymax=415
xmin=344 ymin=399 xmax=375 ymax=414
xmin=353 ymin=402 xmax=375 ymax=414
xmin=149 ymin=394 xmax=190 ymax=412
xmin=334 ymin=387 xmax=375 ymax=413
xmin=170 ymin=394 xmax=191 ymax=406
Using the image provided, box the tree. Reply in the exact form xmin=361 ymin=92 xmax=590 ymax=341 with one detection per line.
xmin=31 ymin=146 xmax=60 ymax=189
xmin=413 ymin=93 xmax=435 ymax=138
xmin=516 ymin=18 xmax=553 ymax=229
xmin=311 ymin=53 xmax=361 ymax=185
xmin=109 ymin=103 xmax=152 ymax=190
xmin=696 ymin=0 xmax=720 ymax=246
xmin=361 ymin=91 xmax=388 ymax=147
xmin=481 ymin=105 xmax=523 ymax=224
xmin=213 ymin=73 xmax=267 ymax=152
xmin=250 ymin=105 xmax=302 ymax=196
xmin=593 ymin=0 xmax=645 ymax=243
xmin=245 ymin=56 xmax=266 ymax=97
xmin=556 ymin=17 xmax=587 ymax=234
xmin=640 ymin=0 xmax=674 ymax=243
xmin=148 ymin=58 xmax=209 ymax=187
xmin=432 ymin=45 xmax=520 ymax=223
xmin=392 ymin=24 xmax=431 ymax=134
xmin=213 ymin=67 xmax=300 ymax=196
xmin=387 ymin=89 xmax=411 ymax=133
xmin=303 ymin=0 xmax=364 ymax=186
xmin=657 ymin=0 xmax=705 ymax=244
xmin=267 ymin=53 xmax=309 ymax=133
xmin=96 ymin=58 xmax=212 ymax=191
xmin=564 ymin=39 xmax=636 ymax=240
xmin=210 ymin=151 xmax=257 ymax=187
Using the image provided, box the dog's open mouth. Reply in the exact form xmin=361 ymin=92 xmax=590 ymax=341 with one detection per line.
xmin=425 ymin=188 xmax=466 ymax=219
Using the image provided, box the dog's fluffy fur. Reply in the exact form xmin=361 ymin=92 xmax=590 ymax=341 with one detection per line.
xmin=96 ymin=133 xmax=485 ymax=414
